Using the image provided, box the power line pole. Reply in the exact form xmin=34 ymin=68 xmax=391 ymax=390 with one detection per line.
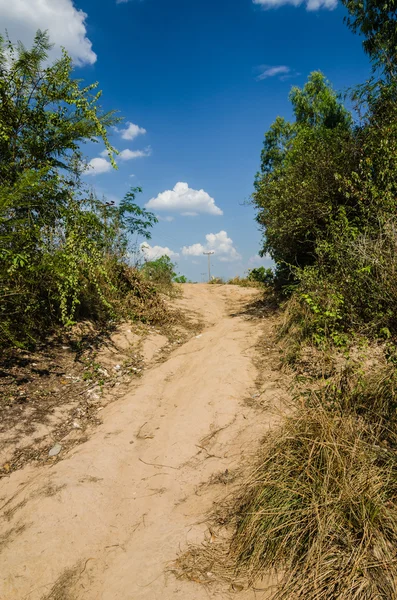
xmin=203 ymin=251 xmax=214 ymax=282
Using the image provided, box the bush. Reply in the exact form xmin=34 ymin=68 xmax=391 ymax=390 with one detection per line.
xmin=0 ymin=32 xmax=163 ymax=348
xmin=141 ymin=255 xmax=177 ymax=288
xmin=280 ymin=217 xmax=397 ymax=351
xmin=174 ymin=275 xmax=188 ymax=283
xmin=248 ymin=267 xmax=274 ymax=285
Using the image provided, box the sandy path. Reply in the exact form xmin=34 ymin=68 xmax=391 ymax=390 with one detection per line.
xmin=0 ymin=285 xmax=282 ymax=600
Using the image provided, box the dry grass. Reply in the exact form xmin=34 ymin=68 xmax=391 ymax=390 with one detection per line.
xmin=230 ymin=403 xmax=397 ymax=599
xmin=228 ymin=276 xmax=262 ymax=288
xmin=41 ymin=560 xmax=90 ymax=600
xmin=172 ymin=296 xmax=397 ymax=599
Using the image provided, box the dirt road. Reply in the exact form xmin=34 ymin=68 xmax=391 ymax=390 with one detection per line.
xmin=0 ymin=285 xmax=283 ymax=600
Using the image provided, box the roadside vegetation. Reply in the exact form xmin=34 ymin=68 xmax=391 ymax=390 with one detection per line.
xmin=228 ymin=267 xmax=275 ymax=288
xmin=179 ymin=2 xmax=397 ymax=598
xmin=0 ymin=31 xmax=194 ymax=476
xmin=0 ymin=31 xmax=188 ymax=351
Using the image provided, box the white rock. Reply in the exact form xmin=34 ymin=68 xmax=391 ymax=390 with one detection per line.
xmin=49 ymin=443 xmax=62 ymax=457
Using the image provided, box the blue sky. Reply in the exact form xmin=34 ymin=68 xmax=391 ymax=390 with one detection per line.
xmin=1 ymin=0 xmax=371 ymax=281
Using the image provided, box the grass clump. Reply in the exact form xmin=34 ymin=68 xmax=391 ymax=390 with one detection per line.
xmin=319 ymin=361 xmax=397 ymax=447
xmin=231 ymin=404 xmax=397 ymax=599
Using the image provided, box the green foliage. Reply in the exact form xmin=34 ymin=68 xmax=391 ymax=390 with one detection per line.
xmin=248 ymin=266 xmax=274 ymax=285
xmin=254 ymin=63 xmax=397 ymax=342
xmin=341 ymin=0 xmax=397 ymax=76
xmin=253 ymin=72 xmax=355 ymax=283
xmin=174 ymin=275 xmax=188 ymax=283
xmin=0 ymin=32 xmax=164 ymax=347
xmin=118 ymin=188 xmax=158 ymax=240
xmin=141 ymin=255 xmax=177 ymax=288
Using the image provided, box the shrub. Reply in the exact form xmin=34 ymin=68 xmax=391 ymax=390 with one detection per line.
xmin=174 ymin=275 xmax=188 ymax=283
xmin=0 ymin=32 xmax=162 ymax=347
xmin=141 ymin=255 xmax=177 ymax=288
xmin=248 ymin=266 xmax=275 ymax=285
xmin=280 ymin=217 xmax=397 ymax=351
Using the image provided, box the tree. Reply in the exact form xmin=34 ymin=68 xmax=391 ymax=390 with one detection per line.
xmin=0 ymin=31 xmax=121 ymax=344
xmin=252 ymin=72 xmax=355 ymax=282
xmin=341 ymin=0 xmax=397 ymax=76
xmin=119 ymin=187 xmax=158 ymax=240
xmin=141 ymin=255 xmax=177 ymax=287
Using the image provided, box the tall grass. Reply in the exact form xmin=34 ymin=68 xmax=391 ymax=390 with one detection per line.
xmin=231 ymin=403 xmax=397 ymax=599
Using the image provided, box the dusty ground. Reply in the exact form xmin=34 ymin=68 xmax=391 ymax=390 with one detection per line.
xmin=0 ymin=284 xmax=289 ymax=600
xmin=0 ymin=311 xmax=198 ymax=476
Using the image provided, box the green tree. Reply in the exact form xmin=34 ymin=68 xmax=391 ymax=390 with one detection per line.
xmin=141 ymin=255 xmax=177 ymax=287
xmin=341 ymin=0 xmax=397 ymax=76
xmin=0 ymin=31 xmax=120 ymax=344
xmin=253 ymin=72 xmax=354 ymax=282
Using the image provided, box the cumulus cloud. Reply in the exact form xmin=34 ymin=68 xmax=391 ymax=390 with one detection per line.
xmin=85 ymin=157 xmax=113 ymax=176
xmin=182 ymin=243 xmax=205 ymax=256
xmin=146 ymin=182 xmax=223 ymax=216
xmin=0 ymin=0 xmax=96 ymax=65
xmin=253 ymin=0 xmax=337 ymax=10
xmin=120 ymin=122 xmax=147 ymax=141
xmin=118 ymin=147 xmax=152 ymax=160
xmin=87 ymin=146 xmax=151 ymax=176
xmin=140 ymin=242 xmax=179 ymax=260
xmin=182 ymin=231 xmax=241 ymax=262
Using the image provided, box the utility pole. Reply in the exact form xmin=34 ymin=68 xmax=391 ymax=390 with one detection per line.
xmin=203 ymin=251 xmax=215 ymax=282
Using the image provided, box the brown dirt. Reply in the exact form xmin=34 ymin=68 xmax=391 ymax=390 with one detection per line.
xmin=0 ymin=314 xmax=197 ymax=477
xmin=0 ymin=284 xmax=288 ymax=600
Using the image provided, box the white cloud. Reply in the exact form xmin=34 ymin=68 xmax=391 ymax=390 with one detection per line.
xmin=182 ymin=231 xmax=241 ymax=262
xmin=253 ymin=0 xmax=337 ymax=9
xmin=182 ymin=243 xmax=205 ymax=256
xmin=0 ymin=0 xmax=96 ymax=65
xmin=140 ymin=243 xmax=179 ymax=260
xmin=118 ymin=147 xmax=152 ymax=161
xmin=100 ymin=147 xmax=151 ymax=161
xmin=256 ymin=65 xmax=290 ymax=81
xmin=85 ymin=157 xmax=112 ymax=176
xmin=120 ymin=122 xmax=147 ymax=141
xmin=88 ymin=146 xmax=151 ymax=175
xmin=146 ymin=182 xmax=223 ymax=216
